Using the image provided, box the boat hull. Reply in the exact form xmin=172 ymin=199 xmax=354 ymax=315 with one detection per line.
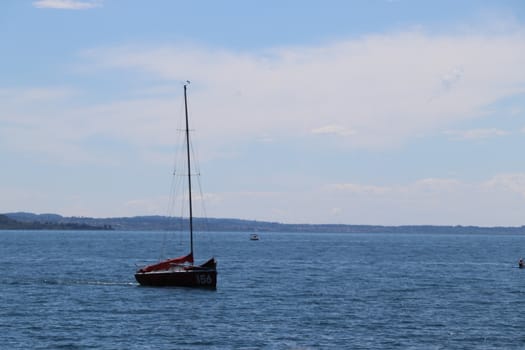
xmin=135 ymin=269 xmax=217 ymax=288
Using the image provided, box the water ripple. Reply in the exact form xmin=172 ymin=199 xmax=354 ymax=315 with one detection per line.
xmin=2 ymin=230 xmax=525 ymax=349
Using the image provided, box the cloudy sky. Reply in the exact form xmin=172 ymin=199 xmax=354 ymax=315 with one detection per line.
xmin=1 ymin=0 xmax=525 ymax=225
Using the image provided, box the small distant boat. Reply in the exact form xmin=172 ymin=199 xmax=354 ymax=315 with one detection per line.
xmin=519 ymin=258 xmax=524 ymax=269
xmin=135 ymin=83 xmax=217 ymax=288
xmin=250 ymin=234 xmax=260 ymax=241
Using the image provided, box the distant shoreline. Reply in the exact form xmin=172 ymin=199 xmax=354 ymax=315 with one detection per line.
xmin=2 ymin=212 xmax=525 ymax=234
xmin=0 ymin=213 xmax=112 ymax=231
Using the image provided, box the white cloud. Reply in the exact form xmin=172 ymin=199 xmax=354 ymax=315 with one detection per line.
xmin=311 ymin=175 xmax=525 ymax=225
xmin=441 ymin=66 xmax=464 ymax=90
xmin=33 ymin=0 xmax=101 ymax=10
xmin=484 ymin=173 xmax=525 ymax=197
xmin=326 ymin=178 xmax=462 ymax=200
xmin=311 ymin=124 xmax=356 ymax=137
xmin=4 ymin=26 xmax=525 ymax=165
xmin=328 ymin=183 xmax=390 ymax=195
xmin=0 ymin=87 xmax=179 ymax=164
xmin=3 ymin=171 xmax=525 ymax=225
xmin=79 ymin=27 xmax=525 ymax=152
xmin=3 ymin=24 xmax=525 ymax=225
xmin=187 ymin=174 xmax=525 ymax=226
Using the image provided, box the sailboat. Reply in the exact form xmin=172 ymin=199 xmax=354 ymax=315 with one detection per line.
xmin=135 ymin=83 xmax=217 ymax=288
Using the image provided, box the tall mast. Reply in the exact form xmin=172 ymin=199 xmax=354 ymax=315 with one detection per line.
xmin=183 ymin=83 xmax=194 ymax=257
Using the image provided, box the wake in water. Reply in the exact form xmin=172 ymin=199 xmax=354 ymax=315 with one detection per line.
xmin=2 ymin=278 xmax=136 ymax=286
xmin=43 ymin=279 xmax=137 ymax=286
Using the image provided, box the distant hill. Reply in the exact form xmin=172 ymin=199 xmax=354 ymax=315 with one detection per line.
xmin=0 ymin=213 xmax=113 ymax=230
xmin=3 ymin=212 xmax=525 ymax=234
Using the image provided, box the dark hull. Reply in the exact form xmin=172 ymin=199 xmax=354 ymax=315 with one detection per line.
xmin=135 ymin=269 xmax=217 ymax=288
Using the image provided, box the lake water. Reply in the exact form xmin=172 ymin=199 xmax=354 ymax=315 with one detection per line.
xmin=2 ymin=230 xmax=525 ymax=349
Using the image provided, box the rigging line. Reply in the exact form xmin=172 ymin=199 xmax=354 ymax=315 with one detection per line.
xmin=187 ymin=119 xmax=210 ymax=253
xmin=173 ymin=169 xmax=184 ymax=250
xmin=160 ymin=90 xmax=186 ymax=260
xmin=161 ymin=172 xmax=177 ymax=259
xmin=189 ymin=134 xmax=200 ymax=174
xmin=174 ymin=130 xmax=188 ymax=248
xmin=188 ymin=130 xmax=213 ymax=252
xmin=196 ymin=174 xmax=211 ymax=238
xmin=181 ymin=101 xmax=214 ymax=252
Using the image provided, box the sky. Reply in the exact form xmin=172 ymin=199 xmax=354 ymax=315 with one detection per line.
xmin=1 ymin=0 xmax=525 ymax=226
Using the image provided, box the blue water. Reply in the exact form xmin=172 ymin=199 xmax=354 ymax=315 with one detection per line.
xmin=2 ymin=230 xmax=525 ymax=349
